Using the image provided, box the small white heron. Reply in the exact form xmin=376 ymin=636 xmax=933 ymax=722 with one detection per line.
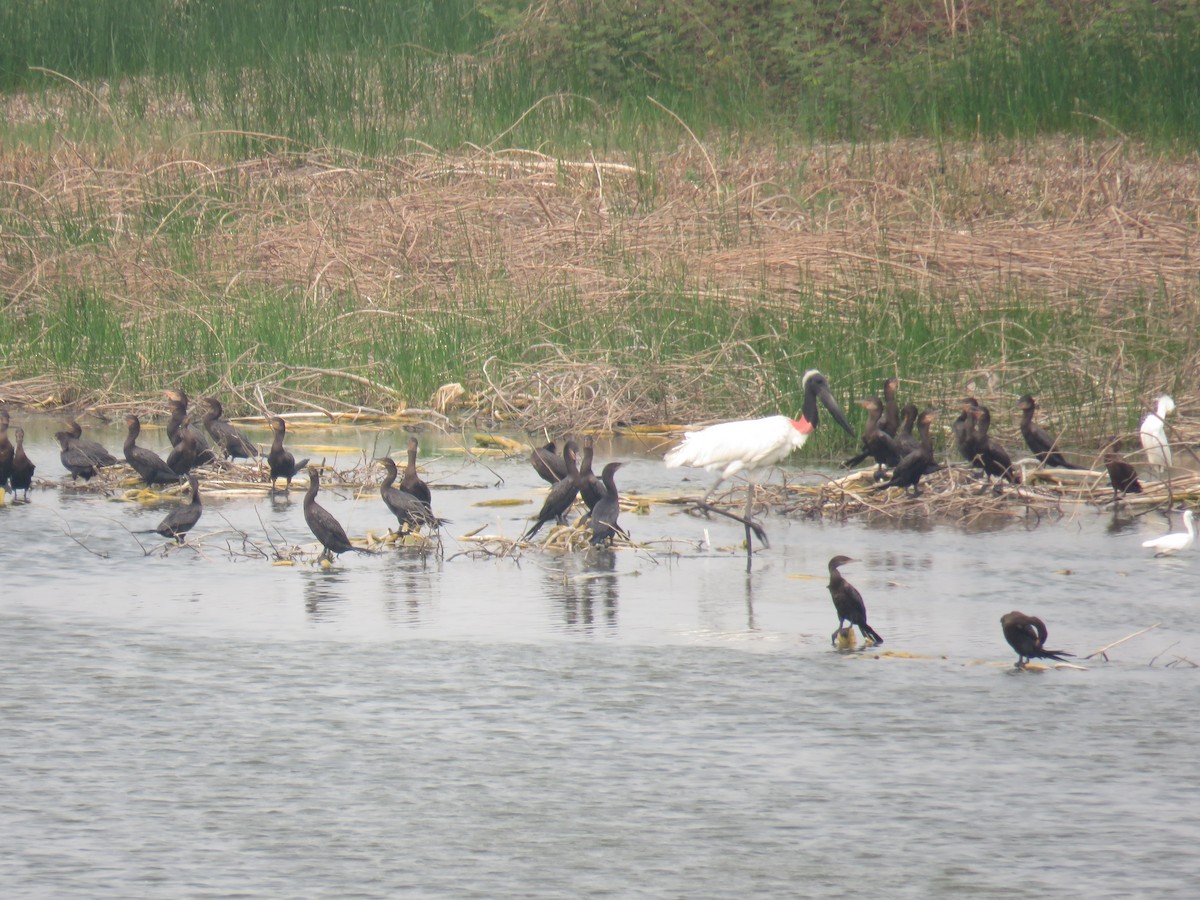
xmin=1139 ymin=394 xmax=1175 ymax=475
xmin=1141 ymin=508 xmax=1195 ymax=557
xmin=663 ymin=369 xmax=855 ymax=567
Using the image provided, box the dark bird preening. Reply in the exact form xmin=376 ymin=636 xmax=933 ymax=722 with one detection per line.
xmin=530 ymin=439 xmax=572 ymax=486
xmin=304 ymin=467 xmax=372 ymax=562
xmin=827 ymin=555 xmax=883 ymax=648
xmin=1000 ymin=611 xmax=1073 ymax=668
xmin=202 ymin=397 xmax=259 ymax=460
xmin=56 ymin=430 xmax=98 ymax=481
xmin=152 ymin=473 xmax=203 ymax=543
xmin=65 ymin=419 xmax=119 ymax=468
xmin=267 ymin=417 xmax=309 ymax=493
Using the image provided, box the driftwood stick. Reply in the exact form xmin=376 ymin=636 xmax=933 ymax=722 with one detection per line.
xmin=1084 ymin=623 xmax=1161 ymax=660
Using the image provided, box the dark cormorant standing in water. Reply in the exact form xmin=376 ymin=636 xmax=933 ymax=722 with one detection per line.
xmin=399 ymin=436 xmax=432 ymax=506
xmin=56 ymin=431 xmax=98 ymax=481
xmin=1103 ymin=438 xmax=1142 ymax=500
xmin=531 ymin=440 xmax=568 ymax=485
xmin=166 ymin=425 xmax=201 ymax=476
xmin=855 ymin=396 xmax=902 ymax=480
xmin=152 ymin=473 xmax=202 ymax=543
xmin=0 ymin=410 xmax=12 ymax=489
xmin=1001 ymin=611 xmax=1073 ymax=668
xmin=874 ymin=409 xmax=939 ymax=496
xmin=589 ymin=462 xmax=626 ymax=545
xmin=164 ymin=390 xmax=216 ymax=464
xmin=124 ymin=415 xmax=179 ymax=487
xmin=66 ymin=419 xmax=119 ymax=468
xmin=970 ymin=406 xmax=1020 ymax=484
xmin=377 ymin=457 xmax=444 ymax=533
xmin=524 ymin=443 xmax=581 ymax=541
xmin=201 ymin=397 xmax=259 ymax=460
xmin=1017 ymin=395 xmax=1080 ymax=469
xmin=267 ymin=417 xmax=309 ymax=493
xmin=304 ymin=467 xmax=371 ymax=561
xmin=9 ymin=427 xmax=35 ymax=499
xmin=577 ymin=435 xmax=606 ymax=514
xmin=827 ymin=555 xmax=883 ymax=647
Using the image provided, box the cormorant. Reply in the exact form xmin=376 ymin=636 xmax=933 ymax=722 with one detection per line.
xmin=893 ymin=403 xmax=920 ymax=457
xmin=970 ymin=406 xmax=1020 ymax=484
xmin=0 ymin=410 xmax=12 ymax=489
xmin=377 ymin=458 xmax=445 ymax=533
xmin=1001 ymin=611 xmax=1073 ymax=668
xmin=855 ymin=396 xmax=901 ymax=480
xmin=827 ymin=555 xmax=883 ymax=647
xmin=166 ymin=425 xmax=201 ymax=476
xmin=524 ymin=443 xmax=581 ymax=541
xmin=578 ymin=435 xmax=606 ymax=514
xmin=202 ymin=397 xmax=259 ymax=460
xmin=152 ymin=473 xmax=202 ymax=543
xmin=531 ymin=440 xmax=569 ymax=485
xmin=164 ymin=390 xmax=216 ymax=464
xmin=874 ymin=409 xmax=939 ymax=496
xmin=1017 ymin=395 xmax=1080 ymax=469
xmin=1103 ymin=438 xmax=1142 ymax=500
xmin=399 ymin=436 xmax=432 ymax=506
xmin=65 ymin=419 xmax=119 ymax=467
xmin=952 ymin=397 xmax=981 ymax=464
xmin=589 ymin=462 xmax=626 ymax=545
xmin=303 ymin=467 xmax=371 ymax=561
xmin=881 ymin=376 xmax=901 ymax=437
xmin=267 ymin=417 xmax=309 ymax=492
xmin=56 ymin=431 xmax=98 ymax=481
xmin=9 ymin=427 xmax=35 ymax=499
xmin=124 ymin=415 xmax=179 ymax=487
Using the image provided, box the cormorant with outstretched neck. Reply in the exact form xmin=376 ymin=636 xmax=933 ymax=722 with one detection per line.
xmin=164 ymin=390 xmax=216 ymax=464
xmin=589 ymin=462 xmax=626 ymax=545
xmin=827 ymin=555 xmax=883 ymax=647
xmin=377 ymin=457 xmax=444 ymax=533
xmin=267 ymin=417 xmax=309 ymax=493
xmin=66 ymin=419 xmax=119 ymax=468
xmin=1001 ymin=611 xmax=1073 ymax=668
xmin=9 ymin=427 xmax=35 ymax=499
xmin=524 ymin=443 xmax=581 ymax=541
xmin=893 ymin=404 xmax=920 ymax=457
xmin=400 ymin=436 xmax=432 ymax=506
xmin=0 ymin=410 xmax=12 ymax=490
xmin=874 ymin=410 xmax=939 ymax=496
xmin=151 ymin=473 xmax=202 ymax=543
xmin=881 ymin=376 xmax=901 ymax=437
xmin=56 ymin=430 xmax=98 ymax=481
xmin=578 ymin=435 xmax=606 ymax=514
xmin=952 ymin=397 xmax=981 ymax=464
xmin=1103 ymin=438 xmax=1142 ymax=500
xmin=202 ymin=397 xmax=258 ymax=460
xmin=304 ymin=467 xmax=371 ymax=561
xmin=1017 ymin=395 xmax=1080 ymax=469
xmin=970 ymin=406 xmax=1020 ymax=484
xmin=124 ymin=415 xmax=179 ymax=487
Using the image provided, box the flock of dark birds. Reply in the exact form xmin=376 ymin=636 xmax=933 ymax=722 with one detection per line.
xmin=0 ymin=389 xmax=629 ymax=561
xmin=1 ymin=372 xmax=1189 ymax=669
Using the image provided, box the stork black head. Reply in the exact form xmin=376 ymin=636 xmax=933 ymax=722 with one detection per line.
xmin=801 ymin=370 xmax=856 ymax=438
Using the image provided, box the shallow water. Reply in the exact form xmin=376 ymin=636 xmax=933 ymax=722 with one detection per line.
xmin=1 ymin=419 xmax=1197 ymax=897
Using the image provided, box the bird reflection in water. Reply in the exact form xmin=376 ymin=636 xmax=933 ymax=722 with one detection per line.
xmin=302 ymin=568 xmax=351 ymax=622
xmin=549 ymin=553 xmax=619 ymax=632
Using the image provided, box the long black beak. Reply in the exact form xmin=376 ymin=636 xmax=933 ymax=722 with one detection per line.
xmin=818 ymin=384 xmax=856 ymax=438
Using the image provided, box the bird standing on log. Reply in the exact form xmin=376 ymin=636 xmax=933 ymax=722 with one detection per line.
xmin=1001 ymin=611 xmax=1073 ymax=668
xmin=827 ymin=555 xmax=883 ymax=648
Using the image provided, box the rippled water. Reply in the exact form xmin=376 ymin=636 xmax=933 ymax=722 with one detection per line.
xmin=2 ymin=420 xmax=1197 ymax=897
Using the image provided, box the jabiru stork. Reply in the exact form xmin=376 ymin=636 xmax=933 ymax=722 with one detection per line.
xmin=663 ymin=369 xmax=854 ymax=568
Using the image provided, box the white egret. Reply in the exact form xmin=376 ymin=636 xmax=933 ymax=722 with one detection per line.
xmin=663 ymin=369 xmax=855 ymax=568
xmin=1141 ymin=508 xmax=1195 ymax=557
xmin=1139 ymin=394 xmax=1175 ymax=475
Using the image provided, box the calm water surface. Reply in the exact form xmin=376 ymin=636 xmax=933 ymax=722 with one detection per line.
xmin=1 ymin=420 xmax=1197 ymax=897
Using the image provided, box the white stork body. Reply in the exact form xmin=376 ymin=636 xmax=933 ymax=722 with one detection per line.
xmin=1141 ymin=509 xmax=1195 ymax=557
xmin=1139 ymin=394 xmax=1175 ymax=474
xmin=664 ymin=415 xmax=813 ymax=489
